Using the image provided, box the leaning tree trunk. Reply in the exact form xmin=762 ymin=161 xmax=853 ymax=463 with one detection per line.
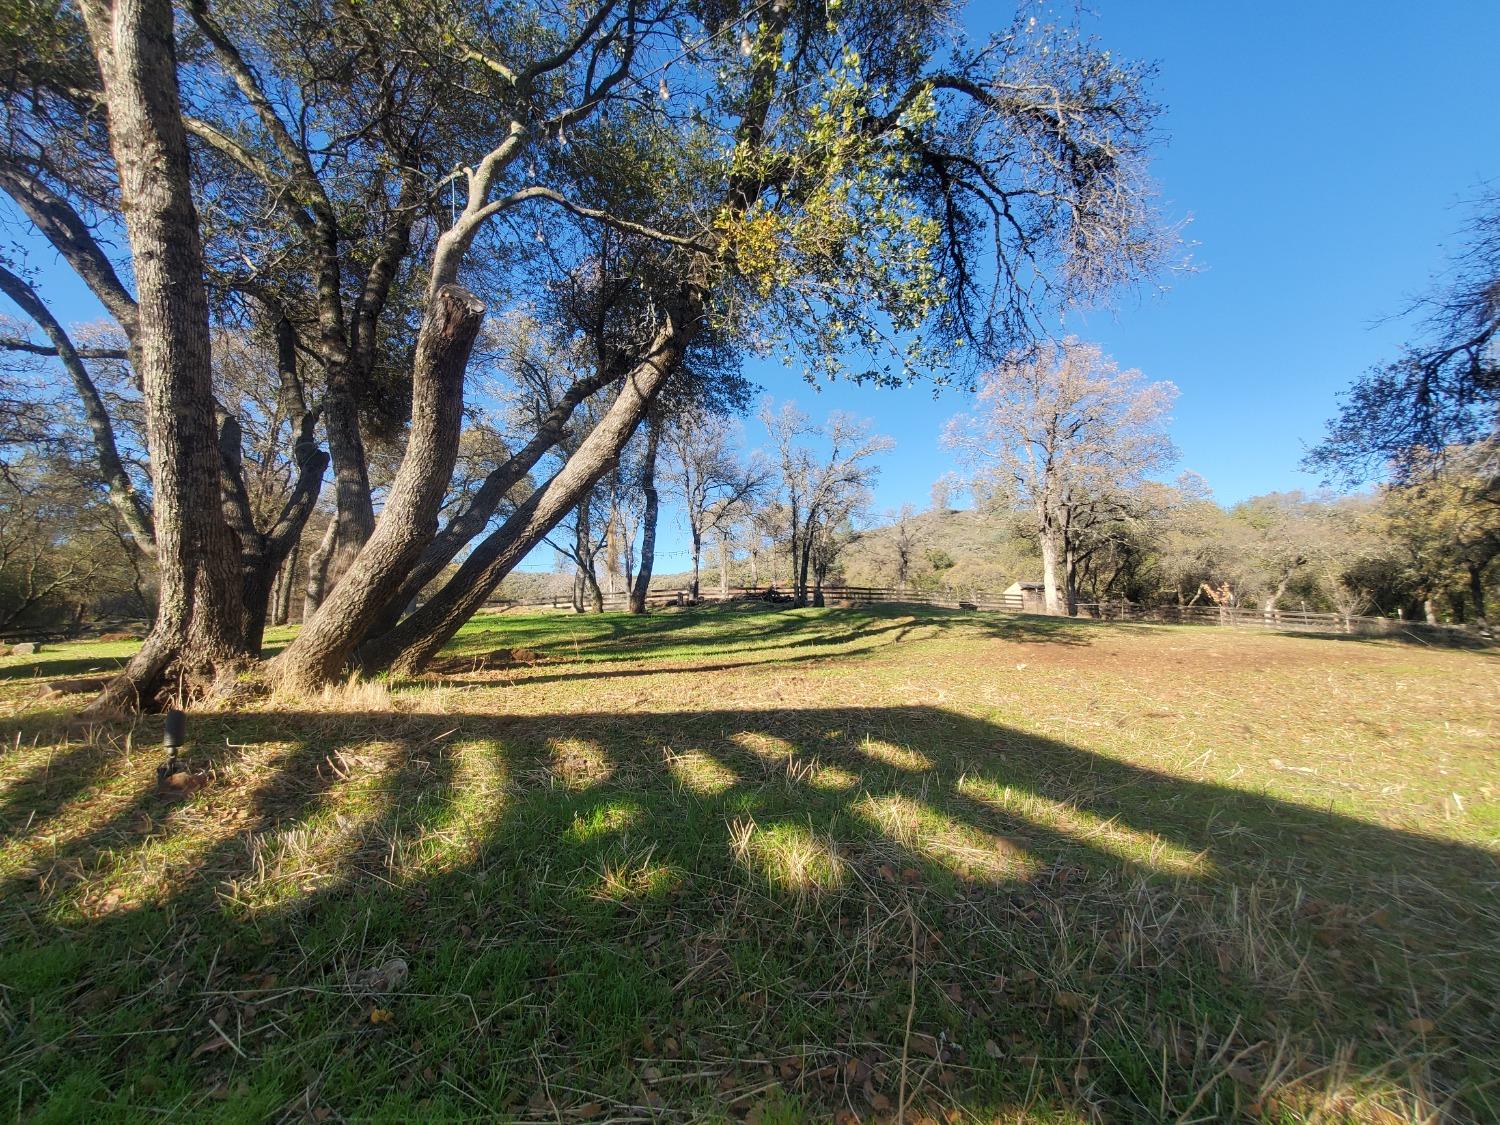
xmin=359 ymin=307 xmax=694 ymax=676
xmin=271 ymin=284 xmax=485 ymax=694
xmin=361 ymin=365 xmax=619 ymax=641
xmin=79 ymin=0 xmax=249 ymax=711
xmin=628 ymin=418 xmax=662 ymax=615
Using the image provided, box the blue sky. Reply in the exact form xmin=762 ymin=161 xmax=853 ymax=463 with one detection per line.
xmin=5 ymin=2 xmax=1498 ymax=575
xmin=744 ymin=0 xmax=1500 ymax=513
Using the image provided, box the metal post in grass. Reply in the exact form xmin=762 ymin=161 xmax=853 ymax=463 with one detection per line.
xmin=158 ymin=707 xmax=186 ymax=785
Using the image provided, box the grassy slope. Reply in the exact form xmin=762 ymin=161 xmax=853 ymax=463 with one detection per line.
xmin=0 ymin=605 xmax=1496 ymax=1122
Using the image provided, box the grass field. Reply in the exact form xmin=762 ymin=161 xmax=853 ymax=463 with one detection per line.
xmin=0 ymin=604 xmax=1496 ymax=1122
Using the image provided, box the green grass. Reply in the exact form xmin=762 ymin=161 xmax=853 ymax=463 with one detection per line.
xmin=0 ymin=603 xmax=1496 ymax=1121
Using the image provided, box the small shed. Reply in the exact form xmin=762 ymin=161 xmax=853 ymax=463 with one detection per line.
xmin=1002 ymin=580 xmax=1047 ymax=613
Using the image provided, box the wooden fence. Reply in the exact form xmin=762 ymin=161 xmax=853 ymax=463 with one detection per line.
xmin=1074 ymin=600 xmax=1485 ymax=640
xmin=484 ymin=583 xmax=1490 ymax=643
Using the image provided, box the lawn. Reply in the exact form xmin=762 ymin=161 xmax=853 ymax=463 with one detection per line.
xmin=0 ymin=604 xmax=1496 ymax=1122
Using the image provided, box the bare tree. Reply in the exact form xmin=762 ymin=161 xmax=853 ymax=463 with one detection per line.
xmin=761 ymin=402 xmax=892 ymax=607
xmin=664 ymin=415 xmax=764 ymax=599
xmin=946 ymin=338 xmax=1177 ymax=615
xmin=889 ymin=504 xmax=922 ymax=592
xmin=1308 ymin=189 xmax=1499 ymax=483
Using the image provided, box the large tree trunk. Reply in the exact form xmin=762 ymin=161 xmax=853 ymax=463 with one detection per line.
xmin=363 ymin=365 xmax=619 ymax=639
xmin=689 ymin=527 xmax=702 ymax=600
xmin=718 ymin=534 xmax=730 ymax=598
xmin=795 ymin=519 xmax=815 ymax=608
xmin=359 ymin=308 xmax=693 ymax=676
xmin=80 ymin=0 xmax=249 ymax=711
xmin=1468 ymin=562 xmax=1489 ymax=633
xmin=271 ymin=284 xmax=485 ymax=693
xmin=628 ymin=418 xmax=661 ymax=614
xmin=1039 ymin=529 xmax=1063 ymax=615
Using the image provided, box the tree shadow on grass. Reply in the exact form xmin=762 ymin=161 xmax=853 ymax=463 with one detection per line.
xmin=0 ymin=653 xmax=131 ymax=683
xmin=440 ymin=605 xmax=1096 ymax=686
xmin=1 ymin=703 xmax=1495 ymax=1121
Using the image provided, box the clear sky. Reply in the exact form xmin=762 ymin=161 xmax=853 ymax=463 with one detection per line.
xmin=5 ymin=2 xmax=1498 ymax=575
xmin=742 ymin=0 xmax=1500 ymax=513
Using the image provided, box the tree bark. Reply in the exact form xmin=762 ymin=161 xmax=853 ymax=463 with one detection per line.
xmin=1039 ymin=528 xmax=1063 ymax=615
xmin=303 ymin=516 xmax=337 ymax=617
xmin=689 ymin=526 xmax=702 ymax=601
xmin=795 ymin=514 xmax=816 ymax=608
xmin=79 ymin=0 xmax=250 ymax=711
xmin=362 ymin=365 xmax=619 ymax=640
xmin=218 ymin=412 xmax=328 ymax=653
xmin=273 ymin=542 xmax=298 ymax=626
xmin=628 ymin=417 xmax=661 ymax=614
xmin=1063 ymin=539 xmax=1079 ymax=616
xmin=319 ymin=383 xmax=376 ymax=597
xmin=1468 ymin=562 xmax=1488 ymax=632
xmin=572 ymin=491 xmax=604 ymax=613
xmin=271 ymin=284 xmax=485 ymax=693
xmin=359 ymin=303 xmax=694 ymax=676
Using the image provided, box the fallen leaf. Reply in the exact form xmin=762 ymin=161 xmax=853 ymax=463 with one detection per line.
xmin=984 ymin=1039 xmax=1003 ymax=1059
xmin=1406 ymin=1017 xmax=1436 ymax=1034
xmin=369 ymin=1008 xmax=394 ymax=1025
xmin=908 ymin=1032 xmax=942 ymax=1059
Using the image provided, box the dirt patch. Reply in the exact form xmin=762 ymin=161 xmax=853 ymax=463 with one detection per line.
xmin=977 ymin=625 xmax=1399 ymax=677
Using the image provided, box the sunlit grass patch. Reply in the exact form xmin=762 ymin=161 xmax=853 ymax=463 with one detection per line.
xmin=592 ymin=842 xmax=682 ymax=901
xmin=567 ymin=799 xmax=643 ymax=843
xmin=957 ymin=774 xmax=1211 ymax=877
xmin=858 ymin=735 xmax=934 ymax=772
xmin=544 ymin=736 xmax=612 ymax=790
xmin=853 ymin=791 xmax=1039 ymax=882
xmin=805 ymin=762 xmax=859 ymax=791
xmin=727 ymin=816 xmax=845 ymax=894
xmin=664 ymin=746 xmax=740 ymax=796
